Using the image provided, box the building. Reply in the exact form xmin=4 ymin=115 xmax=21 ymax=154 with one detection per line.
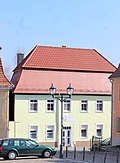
xmin=0 ymin=54 xmax=13 ymax=138
xmin=109 ymin=64 xmax=120 ymax=146
xmin=9 ymin=45 xmax=116 ymax=148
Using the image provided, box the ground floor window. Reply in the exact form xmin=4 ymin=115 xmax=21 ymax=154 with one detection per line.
xmin=96 ymin=124 xmax=103 ymax=137
xmin=46 ymin=125 xmax=54 ymax=139
xmin=80 ymin=125 xmax=88 ymax=138
xmin=29 ymin=126 xmax=38 ymax=140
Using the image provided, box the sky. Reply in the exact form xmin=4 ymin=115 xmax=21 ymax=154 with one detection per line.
xmin=0 ymin=0 xmax=120 ymax=78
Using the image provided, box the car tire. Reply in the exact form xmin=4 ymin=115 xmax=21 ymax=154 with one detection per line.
xmin=8 ymin=151 xmax=17 ymax=160
xmin=43 ymin=150 xmax=51 ymax=158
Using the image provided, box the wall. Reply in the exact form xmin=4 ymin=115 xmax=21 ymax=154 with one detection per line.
xmin=111 ymin=78 xmax=120 ymax=146
xmin=0 ymin=89 xmax=9 ymax=138
xmin=9 ymin=94 xmax=111 ymax=147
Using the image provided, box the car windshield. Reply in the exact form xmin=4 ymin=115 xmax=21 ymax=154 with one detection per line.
xmin=102 ymin=138 xmax=110 ymax=145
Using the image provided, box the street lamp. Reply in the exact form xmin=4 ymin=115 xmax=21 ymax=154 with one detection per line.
xmin=49 ymin=83 xmax=74 ymax=158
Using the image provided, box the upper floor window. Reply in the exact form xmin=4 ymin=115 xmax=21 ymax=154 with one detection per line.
xmin=64 ymin=99 xmax=71 ymax=112
xmin=47 ymin=99 xmax=55 ymax=112
xmin=80 ymin=100 xmax=88 ymax=112
xmin=96 ymin=100 xmax=103 ymax=112
xmin=29 ymin=99 xmax=38 ymax=112
xmin=80 ymin=125 xmax=88 ymax=138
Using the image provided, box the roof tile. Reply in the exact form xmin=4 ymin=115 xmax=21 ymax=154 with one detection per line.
xmin=15 ymin=45 xmax=116 ymax=72
xmin=0 ymin=57 xmax=12 ymax=87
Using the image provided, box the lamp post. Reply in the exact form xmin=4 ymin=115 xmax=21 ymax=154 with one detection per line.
xmin=49 ymin=83 xmax=74 ymax=158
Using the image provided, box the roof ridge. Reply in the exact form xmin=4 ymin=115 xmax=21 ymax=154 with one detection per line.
xmin=37 ymin=45 xmax=94 ymax=51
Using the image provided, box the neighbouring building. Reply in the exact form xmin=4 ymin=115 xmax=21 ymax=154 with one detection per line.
xmin=109 ymin=64 xmax=120 ymax=146
xmin=0 ymin=55 xmax=13 ymax=138
xmin=9 ymin=45 xmax=116 ymax=148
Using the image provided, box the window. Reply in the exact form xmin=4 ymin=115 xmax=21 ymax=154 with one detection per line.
xmin=81 ymin=100 xmax=88 ymax=112
xmin=96 ymin=100 xmax=103 ymax=112
xmin=46 ymin=126 xmax=54 ymax=139
xmin=14 ymin=140 xmax=20 ymax=146
xmin=29 ymin=126 xmax=38 ymax=140
xmin=26 ymin=139 xmax=38 ymax=147
xmin=29 ymin=99 xmax=38 ymax=112
xmin=64 ymin=99 xmax=71 ymax=112
xmin=3 ymin=140 xmax=9 ymax=146
xmin=47 ymin=99 xmax=55 ymax=112
xmin=96 ymin=125 xmax=103 ymax=137
xmin=80 ymin=125 xmax=88 ymax=138
xmin=118 ymin=116 xmax=120 ymax=132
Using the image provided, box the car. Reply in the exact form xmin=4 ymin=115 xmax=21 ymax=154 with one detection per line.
xmin=0 ymin=138 xmax=57 ymax=160
xmin=99 ymin=138 xmax=111 ymax=151
xmin=93 ymin=138 xmax=111 ymax=151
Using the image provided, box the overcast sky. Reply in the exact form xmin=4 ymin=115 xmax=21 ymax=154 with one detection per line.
xmin=0 ymin=0 xmax=120 ymax=77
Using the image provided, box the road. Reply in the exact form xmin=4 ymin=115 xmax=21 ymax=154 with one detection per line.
xmin=0 ymin=156 xmax=88 ymax=163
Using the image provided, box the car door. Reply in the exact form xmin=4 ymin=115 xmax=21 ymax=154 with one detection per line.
xmin=25 ymin=139 xmax=43 ymax=155
xmin=14 ymin=139 xmax=30 ymax=156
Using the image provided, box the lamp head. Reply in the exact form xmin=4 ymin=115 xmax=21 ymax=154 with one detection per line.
xmin=67 ymin=83 xmax=74 ymax=97
xmin=49 ymin=83 xmax=56 ymax=96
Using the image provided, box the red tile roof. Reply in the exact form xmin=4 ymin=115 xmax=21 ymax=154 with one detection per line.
xmin=12 ymin=70 xmax=111 ymax=94
xmin=0 ymin=57 xmax=12 ymax=87
xmin=12 ymin=45 xmax=116 ymax=94
xmin=109 ymin=64 xmax=120 ymax=79
xmin=14 ymin=45 xmax=116 ymax=72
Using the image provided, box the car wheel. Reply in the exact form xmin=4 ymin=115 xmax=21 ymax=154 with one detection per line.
xmin=8 ymin=151 xmax=17 ymax=160
xmin=43 ymin=150 xmax=51 ymax=158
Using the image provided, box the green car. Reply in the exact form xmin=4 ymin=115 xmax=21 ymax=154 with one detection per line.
xmin=0 ymin=138 xmax=57 ymax=160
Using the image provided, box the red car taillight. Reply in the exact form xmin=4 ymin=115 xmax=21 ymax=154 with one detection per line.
xmin=0 ymin=146 xmax=2 ymax=151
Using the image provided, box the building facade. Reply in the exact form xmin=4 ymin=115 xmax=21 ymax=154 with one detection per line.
xmin=9 ymin=45 xmax=116 ymax=148
xmin=109 ymin=64 xmax=120 ymax=146
xmin=0 ymin=56 xmax=13 ymax=138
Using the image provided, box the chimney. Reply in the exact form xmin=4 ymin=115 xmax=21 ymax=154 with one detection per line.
xmin=62 ymin=45 xmax=66 ymax=48
xmin=17 ymin=53 xmax=24 ymax=65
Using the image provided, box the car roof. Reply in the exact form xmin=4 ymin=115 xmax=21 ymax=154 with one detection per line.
xmin=0 ymin=138 xmax=29 ymax=141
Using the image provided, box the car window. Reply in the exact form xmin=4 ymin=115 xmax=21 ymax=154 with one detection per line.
xmin=3 ymin=140 xmax=9 ymax=146
xmin=26 ymin=140 xmax=38 ymax=147
xmin=14 ymin=140 xmax=20 ymax=146
xmin=20 ymin=140 xmax=26 ymax=146
xmin=9 ymin=140 xmax=14 ymax=146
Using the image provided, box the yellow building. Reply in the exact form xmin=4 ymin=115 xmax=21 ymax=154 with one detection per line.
xmin=9 ymin=45 xmax=116 ymax=148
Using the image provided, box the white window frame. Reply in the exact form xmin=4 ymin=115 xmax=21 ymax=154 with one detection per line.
xmin=29 ymin=99 xmax=39 ymax=113
xmin=96 ymin=100 xmax=103 ymax=112
xmin=46 ymin=98 xmax=55 ymax=112
xmin=80 ymin=124 xmax=88 ymax=138
xmin=96 ymin=124 xmax=103 ymax=137
xmin=80 ymin=99 xmax=88 ymax=112
xmin=63 ymin=99 xmax=71 ymax=113
xmin=46 ymin=125 xmax=54 ymax=140
xmin=29 ymin=125 xmax=38 ymax=140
